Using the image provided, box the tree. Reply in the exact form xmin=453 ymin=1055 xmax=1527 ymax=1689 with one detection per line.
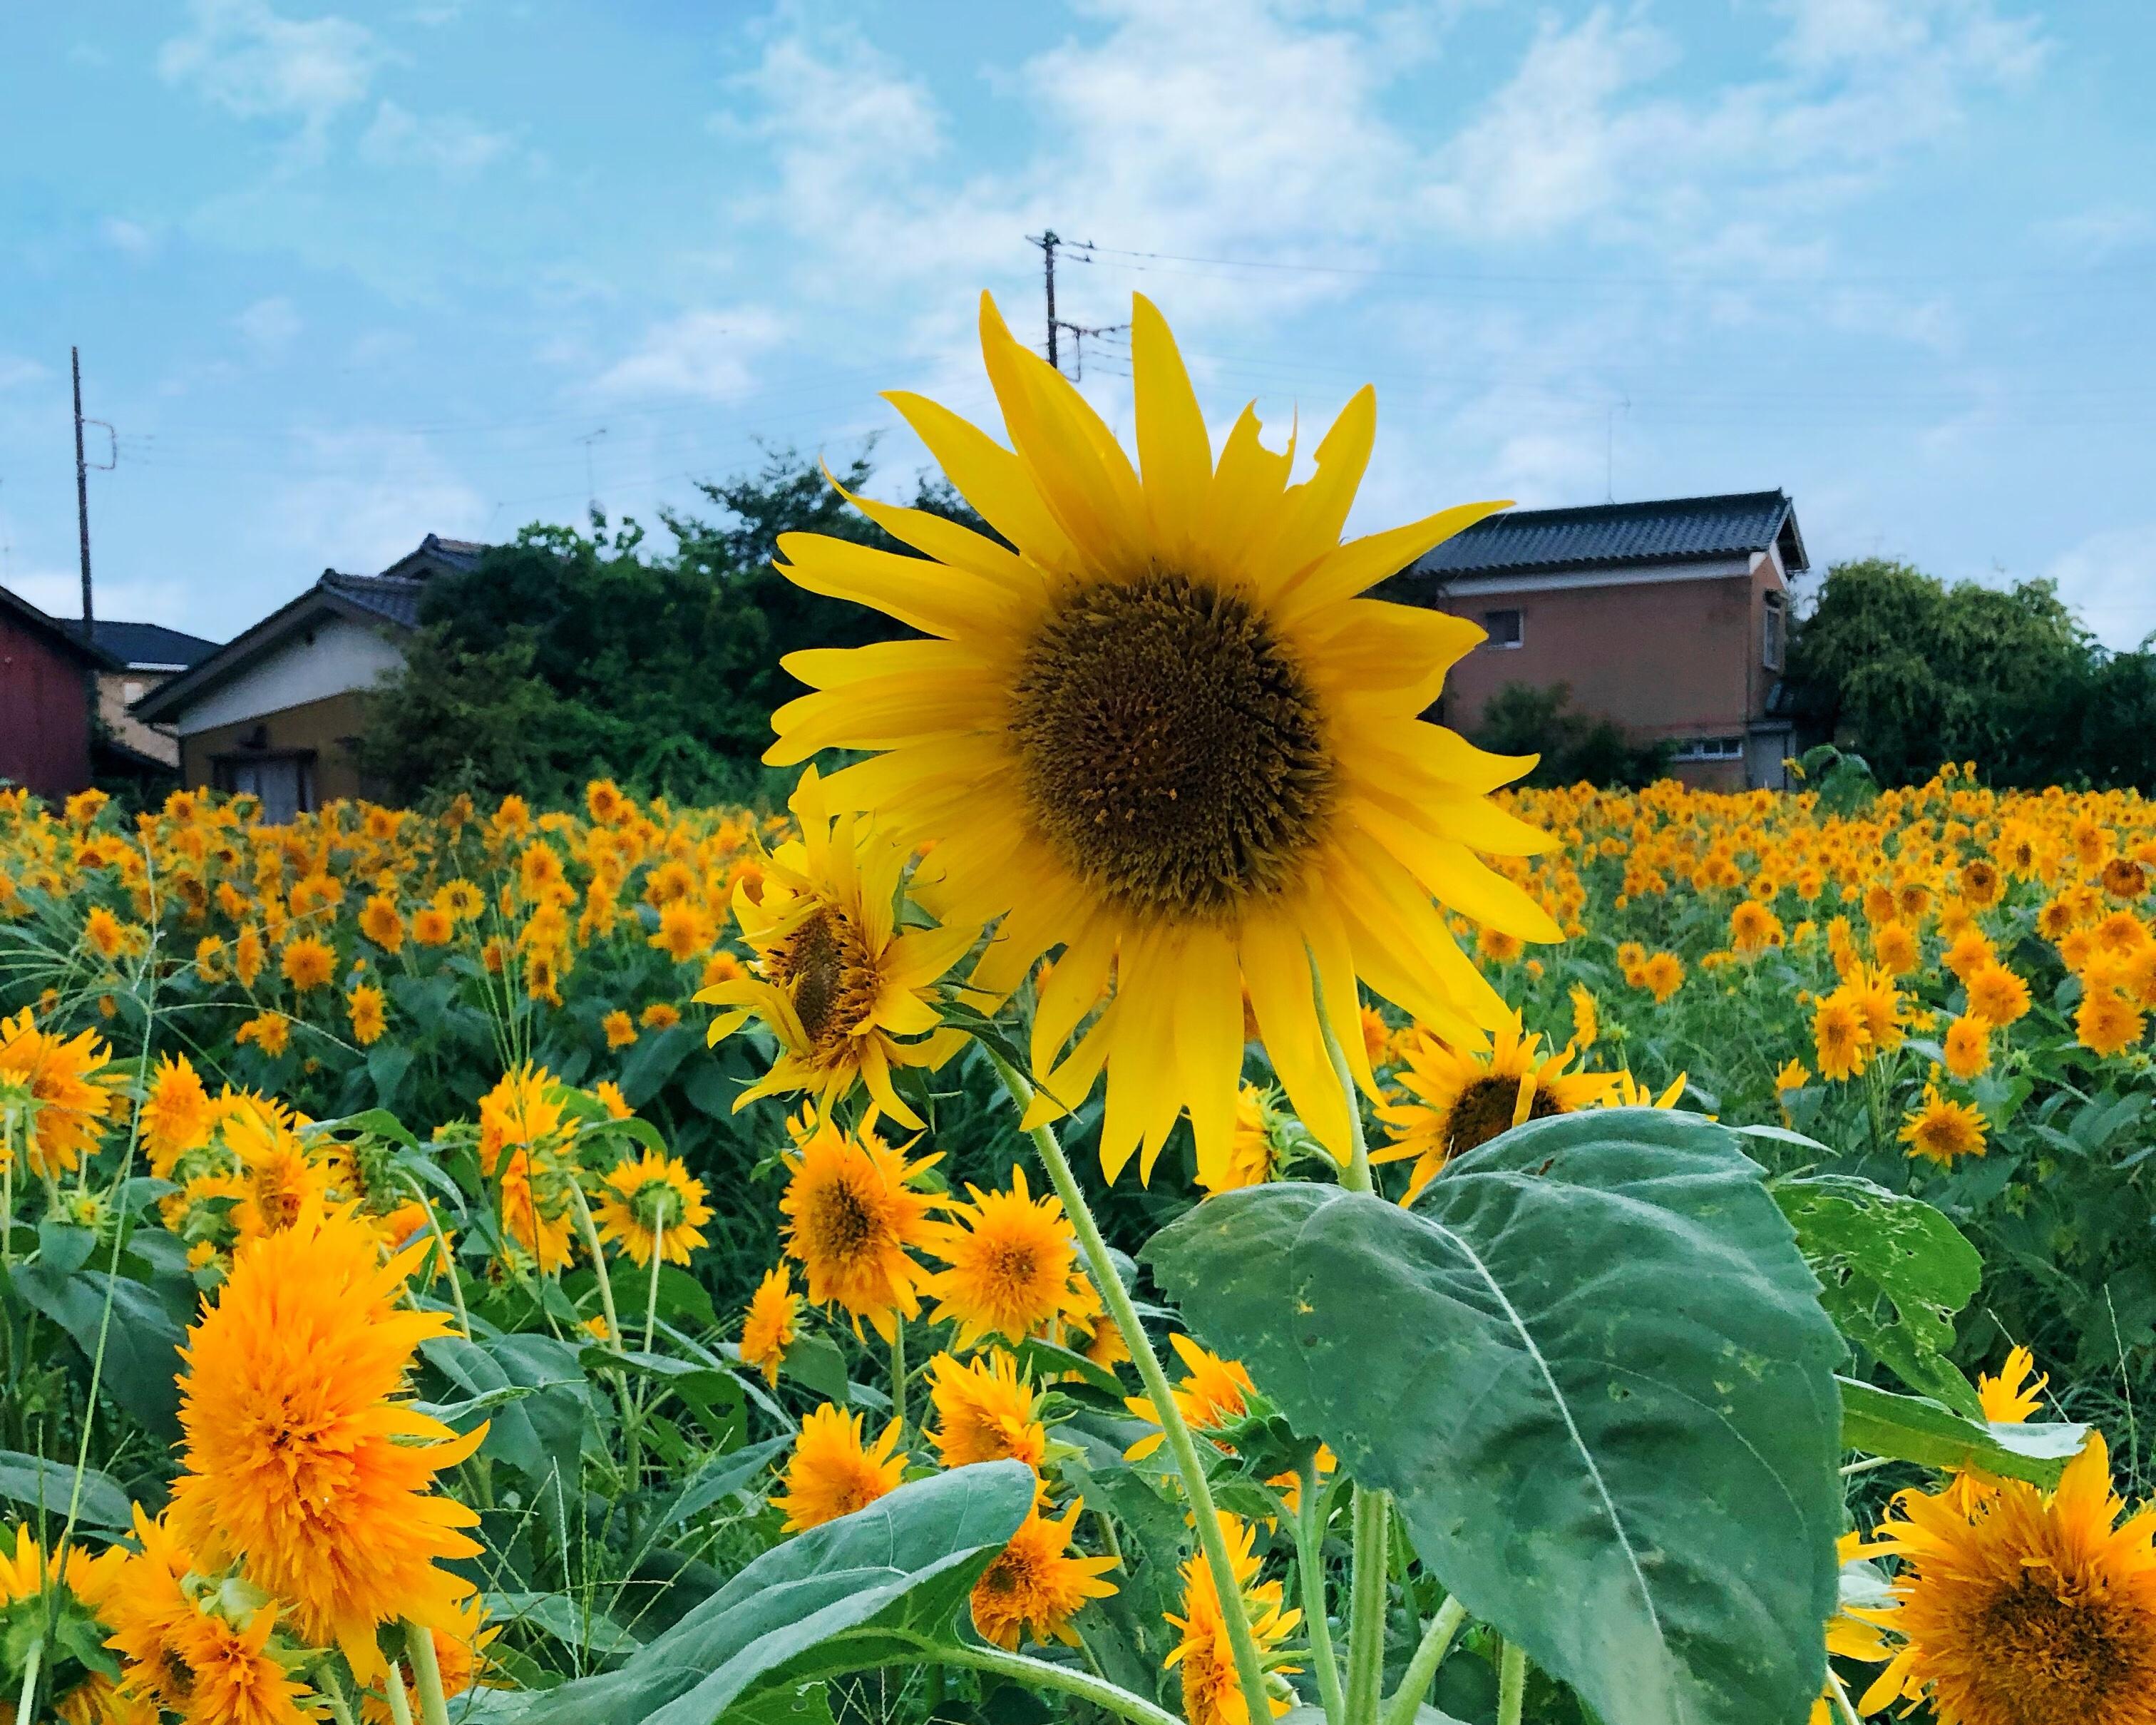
xmin=1472 ymin=683 xmax=1669 ymax=789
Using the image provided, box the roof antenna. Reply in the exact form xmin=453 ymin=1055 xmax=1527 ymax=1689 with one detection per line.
xmin=1605 ymin=394 xmax=1629 ymax=503
xmin=576 ymin=427 xmax=608 ymax=520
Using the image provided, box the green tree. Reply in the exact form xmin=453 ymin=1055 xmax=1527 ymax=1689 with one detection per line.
xmin=1472 ymin=682 xmax=1670 ymax=788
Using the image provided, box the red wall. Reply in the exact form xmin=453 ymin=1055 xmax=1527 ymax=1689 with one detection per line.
xmin=0 ymin=613 xmax=94 ymax=800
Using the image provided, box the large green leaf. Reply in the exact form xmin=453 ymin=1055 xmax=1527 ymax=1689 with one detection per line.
xmin=1773 ymin=1174 xmax=1983 ymax=1416
xmin=0 ymin=1450 xmax=134 ymax=1530
xmin=1145 ymin=1108 xmax=1843 ymax=1725
xmin=9 ymin=1264 xmax=187 ymax=1442
xmin=1837 ymin=1378 xmax=2087 ymax=1485
xmin=508 ymin=1461 xmax=1035 ymax=1725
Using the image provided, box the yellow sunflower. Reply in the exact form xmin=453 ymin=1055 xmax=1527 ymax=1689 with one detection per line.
xmin=776 ymin=1117 xmax=940 ymax=1341
xmin=969 ymin=1500 xmax=1118 ymax=1651
xmin=1372 ymin=1014 xmax=1617 ymax=1201
xmin=922 ymin=1164 xmax=1079 ymax=1349
xmin=593 ymin=1150 xmax=712 ymax=1267
xmin=1864 ymin=1432 xmax=2156 ymax=1725
xmin=1898 ymin=1083 xmax=1988 ymax=1166
xmin=1165 ymin=1512 xmax=1303 ymax=1725
xmin=926 ymin=1348 xmax=1049 ymax=1470
xmin=138 ymin=1052 xmax=214 ymax=1175
xmin=699 ymin=764 xmax=977 ymax=1132
xmin=763 ymin=292 xmax=1553 ymax=1179
xmin=774 ymin=1403 xmax=906 ymax=1533
xmin=0 ymin=1008 xmax=121 ymax=1179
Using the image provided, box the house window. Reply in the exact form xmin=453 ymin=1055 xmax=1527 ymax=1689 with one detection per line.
xmin=1672 ymin=736 xmax=1745 ymax=762
xmin=122 ymin=679 xmax=145 ymax=705
xmin=1762 ymin=592 xmax=1786 ymax=672
xmin=214 ymin=754 xmax=316 ymax=824
xmin=1482 ymin=608 xmax=1523 ymax=648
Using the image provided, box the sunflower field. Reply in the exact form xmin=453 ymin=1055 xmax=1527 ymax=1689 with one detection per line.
xmin=4 ymin=297 xmax=2153 ymax=1725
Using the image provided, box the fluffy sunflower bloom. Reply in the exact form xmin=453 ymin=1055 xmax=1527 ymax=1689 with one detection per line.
xmin=923 ymin=1165 xmax=1079 ymax=1349
xmin=1812 ymin=993 xmax=1873 ymax=1082
xmin=476 ymin=1063 xmax=574 ymax=1177
xmin=926 ymin=1348 xmax=1049 ymax=1470
xmin=346 ymin=981 xmax=388 ymax=1046
xmin=0 ymin=1008 xmax=121 ymax=1179
xmin=777 ymin=1117 xmax=940 ymax=1341
xmin=594 ymin=1150 xmax=713 ymax=1266
xmin=167 ymin=1204 xmax=486 ymax=1686
xmin=774 ymin=1403 xmax=907 ymax=1532
xmin=1863 ymin=1432 xmax=2156 ymax=1724
xmin=1165 ymin=1512 xmax=1303 ymax=1725
xmin=740 ymin=1266 xmax=801 ymax=1386
xmin=1196 ymin=1084 xmax=1281 ymax=1196
xmin=1126 ymin=1334 xmax=1256 ymax=1463
xmin=1965 ymin=961 xmax=2031 ymax=1028
xmin=139 ymin=1052 xmax=214 ymax=1175
xmin=1372 ymin=1015 xmax=1617 ymax=1202
xmin=969 ymin=1500 xmax=1118 ymax=1651
xmin=278 ymin=935 xmax=335 ymax=992
xmin=1942 ymin=1015 xmax=1990 ymax=1081
xmin=2077 ymin=984 xmax=2145 ymax=1058
xmin=1898 ymin=1084 xmax=1988 ymax=1165
xmin=698 ymin=765 xmax=977 ymax=1131
xmin=763 ymin=292 xmax=1554 ymax=1180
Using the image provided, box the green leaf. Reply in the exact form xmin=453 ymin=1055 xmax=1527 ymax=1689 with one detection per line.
xmin=0 ymin=1449 xmax=134 ymax=1530
xmin=1007 ymin=1336 xmax=1124 ymax=1398
xmin=10 ymin=1266 xmax=187 ymax=1442
xmin=620 ymin=1023 xmax=698 ymax=1107
xmin=1772 ymin=1174 xmax=1983 ymax=1417
xmin=368 ymin=1045 xmax=416 ymax=1112
xmin=654 ymin=1433 xmax=792 ymax=1532
xmin=1837 ymin=1378 xmax=2087 ymax=1486
xmin=782 ymin=1331 xmax=853 ymax=1406
xmin=1144 ymin=1108 xmax=1843 ymax=1725
xmin=492 ymin=1590 xmax=644 ymax=1659
xmin=508 ymin=1462 xmax=1036 ymax=1725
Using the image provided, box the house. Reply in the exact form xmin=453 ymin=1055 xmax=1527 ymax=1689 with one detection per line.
xmin=133 ymin=534 xmax=484 ymax=820
xmin=90 ymin=620 xmax=222 ymax=770
xmin=0 ymin=583 xmax=120 ymax=801
xmin=1389 ymin=490 xmax=1808 ymax=790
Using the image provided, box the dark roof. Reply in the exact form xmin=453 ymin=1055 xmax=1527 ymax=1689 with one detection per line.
xmin=91 ymin=620 xmax=222 ymax=671
xmin=0 ymin=583 xmax=123 ymax=670
xmin=321 ymin=572 xmax=428 ymax=629
xmin=134 ymin=534 xmax=482 ymax=725
xmin=1410 ymin=490 xmax=1807 ymax=580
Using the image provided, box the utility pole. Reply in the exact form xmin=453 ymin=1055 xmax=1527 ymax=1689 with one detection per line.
xmin=1055 ymin=320 xmax=1129 ymax=383
xmin=1028 ymin=230 xmax=1061 ymax=370
xmin=71 ymin=348 xmax=116 ymax=756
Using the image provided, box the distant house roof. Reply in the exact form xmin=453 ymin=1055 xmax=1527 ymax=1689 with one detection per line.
xmin=133 ymin=535 xmax=486 ymax=725
xmin=0 ymin=583 xmax=122 ymax=670
xmin=1407 ymin=490 xmax=1808 ymax=582
xmin=92 ymin=620 xmax=222 ymax=672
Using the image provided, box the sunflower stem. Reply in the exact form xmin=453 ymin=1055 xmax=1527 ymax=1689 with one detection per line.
xmin=1310 ymin=960 xmax=1373 ymax=1194
xmin=1345 ymin=1479 xmax=1391 ymax=1725
xmin=319 ymin=1675 xmax=361 ymax=1725
xmin=985 ymin=1048 xmax=1277 ymax=1725
xmin=890 ymin=1313 xmax=908 ymax=1430
xmin=14 ymin=1635 xmax=39 ymax=1725
xmin=643 ymin=1217 xmax=664 ymax=1356
xmin=1496 ymin=1638 xmax=1527 ymax=1725
xmin=398 ymin=1169 xmax=471 ymax=1341
xmin=566 ymin=1181 xmax=624 ymax=1349
xmin=381 ymin=1659 xmax=418 ymax=1725
xmin=405 ymin=1622 xmax=453 ymax=1725
xmin=1381 ymin=1597 xmax=1466 ymax=1725
xmin=1825 ymin=1667 xmax=1864 ymax=1725
xmin=1293 ymin=1454 xmax=1348 ymax=1725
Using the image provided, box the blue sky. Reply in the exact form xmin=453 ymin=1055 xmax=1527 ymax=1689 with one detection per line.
xmin=4 ymin=0 xmax=2152 ymax=646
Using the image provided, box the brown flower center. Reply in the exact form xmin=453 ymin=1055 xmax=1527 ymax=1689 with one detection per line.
xmin=1959 ymin=1570 xmax=2152 ymax=1718
xmin=809 ymin=1178 xmax=877 ymax=1260
xmin=1445 ymin=1077 xmax=1567 ymax=1162
xmin=1010 ymin=570 xmax=1335 ymax=920
xmin=768 ymin=906 xmax=878 ymax=1060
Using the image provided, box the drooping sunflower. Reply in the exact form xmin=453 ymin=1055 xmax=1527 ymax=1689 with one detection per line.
xmin=740 ymin=1266 xmax=801 ymax=1386
xmin=926 ymin=1348 xmax=1049 ymax=1470
xmin=698 ymin=765 xmax=977 ymax=1131
xmin=1864 ymin=1432 xmax=2156 ymax=1725
xmin=764 ymin=293 xmax=1553 ymax=1179
xmin=922 ymin=1164 xmax=1079 ymax=1349
xmin=776 ymin=1117 xmax=940 ymax=1340
xmin=969 ymin=1500 xmax=1119 ymax=1651
xmin=1372 ymin=1015 xmax=1617 ymax=1201
xmin=1898 ymin=1083 xmax=1988 ymax=1166
xmin=167 ymin=1204 xmax=486 ymax=1687
xmin=1165 ymin=1512 xmax=1303 ymax=1725
xmin=1195 ymin=1083 xmax=1282 ymax=1195
xmin=593 ymin=1150 xmax=713 ymax=1266
xmin=774 ymin=1403 xmax=906 ymax=1532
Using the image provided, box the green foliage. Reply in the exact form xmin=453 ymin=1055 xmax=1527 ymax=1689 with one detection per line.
xmin=1145 ymin=1108 xmax=1845 ymax=1725
xmin=1471 ymin=682 xmax=1670 ymax=789
xmin=1787 ymin=556 xmax=2156 ymax=789
xmin=357 ymin=450 xmax=992 ymax=807
xmin=1837 ymin=1378 xmax=2087 ymax=1486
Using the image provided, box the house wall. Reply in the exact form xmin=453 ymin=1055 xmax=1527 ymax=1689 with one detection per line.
xmin=1431 ymin=555 xmax=1789 ymax=788
xmin=178 ymin=690 xmax=379 ymax=808
xmin=0 ymin=613 xmax=93 ymax=800
xmin=99 ymin=670 xmax=180 ymax=767
xmin=170 ymin=614 xmax=406 ymax=737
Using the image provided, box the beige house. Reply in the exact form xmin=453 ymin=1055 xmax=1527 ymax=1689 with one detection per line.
xmin=89 ymin=622 xmax=220 ymax=769
xmin=1387 ymin=491 xmax=1809 ymax=790
xmin=133 ymin=536 xmax=483 ymax=819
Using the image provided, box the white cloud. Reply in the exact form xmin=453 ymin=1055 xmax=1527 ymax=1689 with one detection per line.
xmin=158 ymin=0 xmax=380 ymax=126
xmin=101 ymin=217 xmax=157 ymax=257
xmin=592 ymin=308 xmax=789 ymax=402
xmin=234 ymin=295 xmax=303 ymax=355
xmin=2032 ymin=204 xmax=2151 ymax=263
xmin=0 ymin=357 xmax=46 ymax=393
xmin=2043 ymin=526 xmax=2156 ymax=652
xmin=358 ymin=100 xmax=511 ymax=176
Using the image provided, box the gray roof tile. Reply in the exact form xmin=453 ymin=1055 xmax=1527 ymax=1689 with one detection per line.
xmin=1410 ymin=489 xmax=1804 ymax=578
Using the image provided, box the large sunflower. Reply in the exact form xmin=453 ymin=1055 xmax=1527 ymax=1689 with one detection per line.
xmin=699 ymin=764 xmax=977 ymax=1130
xmin=765 ymin=293 xmax=1554 ymax=1179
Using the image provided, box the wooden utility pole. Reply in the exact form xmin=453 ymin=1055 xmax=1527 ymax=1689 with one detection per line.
xmin=72 ymin=347 xmax=93 ymax=652
xmin=1029 ymin=230 xmax=1061 ymax=371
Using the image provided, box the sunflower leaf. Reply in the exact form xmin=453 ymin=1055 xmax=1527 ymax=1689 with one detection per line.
xmin=1144 ymin=1107 xmax=1844 ymax=1725
xmin=1837 ymin=1377 xmax=2088 ymax=1485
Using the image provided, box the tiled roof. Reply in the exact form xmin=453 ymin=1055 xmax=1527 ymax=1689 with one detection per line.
xmin=322 ymin=572 xmax=427 ymax=629
xmin=1410 ymin=490 xmax=1805 ymax=578
xmin=91 ymin=620 xmax=221 ymax=670
xmin=0 ymin=583 xmax=120 ymax=669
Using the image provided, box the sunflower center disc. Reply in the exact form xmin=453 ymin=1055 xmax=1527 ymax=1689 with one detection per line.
xmin=1010 ymin=570 xmax=1335 ymax=918
xmin=771 ymin=906 xmax=877 ymax=1059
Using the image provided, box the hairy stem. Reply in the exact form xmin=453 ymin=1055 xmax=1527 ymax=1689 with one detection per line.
xmin=1345 ymin=1481 xmax=1391 ymax=1724
xmin=890 ymin=1314 xmax=908 ymax=1430
xmin=1497 ymin=1639 xmax=1527 ymax=1725
xmin=406 ymin=1622 xmax=453 ymax=1725
xmin=987 ymin=1048 xmax=1275 ymax=1725
xmin=1294 ymin=1456 xmax=1347 ymax=1725
xmin=1381 ymin=1597 xmax=1467 ymax=1725
xmin=918 ymin=1637 xmax=1184 ymax=1725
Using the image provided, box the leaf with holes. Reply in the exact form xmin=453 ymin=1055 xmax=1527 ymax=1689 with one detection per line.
xmin=1773 ymin=1174 xmax=1983 ymax=1416
xmin=1145 ymin=1108 xmax=1844 ymax=1725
